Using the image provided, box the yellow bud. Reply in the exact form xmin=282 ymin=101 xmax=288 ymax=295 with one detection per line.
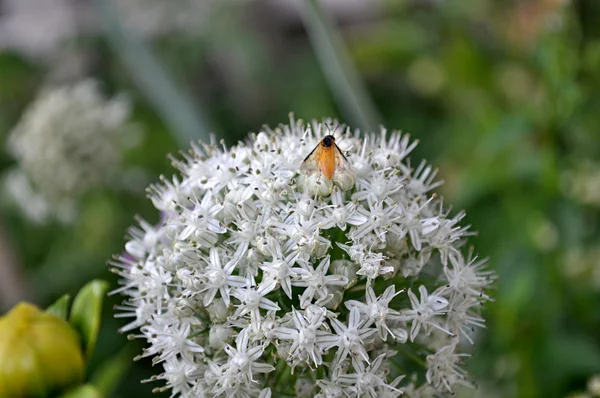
xmin=0 ymin=303 xmax=85 ymax=398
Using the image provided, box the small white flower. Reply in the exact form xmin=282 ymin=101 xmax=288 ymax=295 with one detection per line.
xmin=259 ymin=237 xmax=300 ymax=299
xmin=350 ymin=200 xmax=401 ymax=242
xmin=353 ymin=169 xmax=403 ymax=204
xmin=200 ymin=247 xmax=247 ymax=307
xmin=291 ymin=256 xmax=348 ymax=308
xmin=443 ymin=249 xmax=495 ymax=299
xmin=337 ymin=354 xmax=401 ymax=397
xmin=407 ymin=159 xmax=443 ymax=196
xmin=426 ymin=344 xmax=473 ymax=393
xmin=401 ymin=285 xmax=453 ymax=342
xmin=114 ymin=116 xmax=494 ymax=397
xmin=320 ymin=307 xmax=377 ymax=366
xmin=210 ymin=329 xmax=275 ymax=396
xmin=273 ymin=308 xmax=332 ymax=369
xmin=140 ymin=320 xmax=204 ymax=364
xmin=177 ymin=192 xmax=226 ymax=246
xmin=321 ymin=188 xmax=367 ymax=231
xmin=345 ymin=285 xmax=402 ymax=340
xmin=355 ymin=250 xmax=394 ymax=281
xmin=232 ymin=279 xmax=280 ymax=331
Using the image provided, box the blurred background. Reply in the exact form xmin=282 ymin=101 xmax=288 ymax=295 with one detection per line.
xmin=0 ymin=0 xmax=599 ymax=397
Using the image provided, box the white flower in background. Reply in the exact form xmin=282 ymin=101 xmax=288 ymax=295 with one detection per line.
xmin=560 ymin=161 xmax=600 ymax=207
xmin=588 ymin=374 xmax=600 ymax=396
xmin=562 ymin=245 xmax=600 ymax=289
xmin=0 ymin=0 xmax=217 ymax=58
xmin=112 ymin=115 xmax=495 ymax=397
xmin=564 ymin=374 xmax=600 ymax=398
xmin=4 ymin=79 xmax=135 ymax=223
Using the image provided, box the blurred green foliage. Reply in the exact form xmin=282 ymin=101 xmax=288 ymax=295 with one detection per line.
xmin=1 ymin=0 xmax=599 ymax=397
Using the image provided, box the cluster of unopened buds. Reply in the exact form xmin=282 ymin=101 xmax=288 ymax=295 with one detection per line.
xmin=113 ymin=115 xmax=495 ymax=397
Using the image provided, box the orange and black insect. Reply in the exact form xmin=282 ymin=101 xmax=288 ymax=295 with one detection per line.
xmin=301 ymin=135 xmax=352 ymax=179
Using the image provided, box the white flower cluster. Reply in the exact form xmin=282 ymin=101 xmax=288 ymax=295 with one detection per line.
xmin=5 ymin=79 xmax=134 ymax=223
xmin=113 ymin=116 xmax=494 ymax=397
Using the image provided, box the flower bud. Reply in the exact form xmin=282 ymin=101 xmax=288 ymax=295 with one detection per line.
xmin=209 ymin=324 xmax=234 ymax=350
xmin=332 ymin=168 xmax=355 ymax=191
xmin=324 ymin=289 xmax=344 ymax=310
xmin=206 ymin=298 xmax=229 ymax=323
xmin=330 ymin=259 xmax=359 ymax=288
xmin=298 ymin=173 xmax=331 ymax=196
xmin=0 ymin=303 xmax=85 ymax=397
xmin=295 ymin=377 xmax=316 ymax=397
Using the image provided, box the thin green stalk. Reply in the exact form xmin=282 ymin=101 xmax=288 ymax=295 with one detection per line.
xmin=389 ymin=356 xmax=409 ymax=376
xmin=392 ymin=342 xmax=428 ymax=368
xmin=91 ymin=0 xmax=214 ymax=147
xmin=301 ymin=0 xmax=382 ymax=132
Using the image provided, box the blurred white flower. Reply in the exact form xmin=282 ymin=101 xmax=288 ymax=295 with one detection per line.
xmin=561 ymin=161 xmax=600 ymax=207
xmin=112 ymin=116 xmax=495 ymax=397
xmin=4 ymin=79 xmax=136 ymax=223
xmin=0 ymin=0 xmax=222 ymax=58
xmin=564 ymin=373 xmax=600 ymax=398
xmin=2 ymin=169 xmax=73 ymax=224
xmin=0 ymin=0 xmax=82 ymax=58
xmin=588 ymin=374 xmax=600 ymax=396
xmin=111 ymin=0 xmax=215 ymax=38
xmin=562 ymin=245 xmax=600 ymax=289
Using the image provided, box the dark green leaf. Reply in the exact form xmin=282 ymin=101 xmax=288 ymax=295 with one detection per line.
xmin=69 ymin=280 xmax=109 ymax=359
xmin=90 ymin=346 xmax=134 ymax=396
xmin=45 ymin=294 xmax=71 ymax=320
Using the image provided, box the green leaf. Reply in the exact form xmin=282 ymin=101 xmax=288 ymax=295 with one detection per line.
xmin=45 ymin=294 xmax=71 ymax=320
xmin=541 ymin=333 xmax=600 ymax=392
xmin=89 ymin=346 xmax=134 ymax=396
xmin=58 ymin=384 xmax=103 ymax=398
xmin=69 ymin=280 xmax=109 ymax=359
xmin=300 ymin=0 xmax=381 ymax=132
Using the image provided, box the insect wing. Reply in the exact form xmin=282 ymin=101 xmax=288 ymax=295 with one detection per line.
xmin=300 ymin=142 xmax=323 ymax=175
xmin=333 ymin=143 xmax=352 ymax=173
xmin=332 ymin=142 xmax=356 ymax=190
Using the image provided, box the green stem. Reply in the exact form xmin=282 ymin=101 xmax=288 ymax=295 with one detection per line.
xmin=271 ymin=392 xmax=297 ymax=397
xmin=300 ymin=0 xmax=382 ymax=132
xmin=270 ymin=358 xmax=288 ymax=388
xmin=388 ymin=356 xmax=409 ymax=376
xmin=91 ymin=0 xmax=215 ymax=147
xmin=392 ymin=343 xmax=428 ymax=368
